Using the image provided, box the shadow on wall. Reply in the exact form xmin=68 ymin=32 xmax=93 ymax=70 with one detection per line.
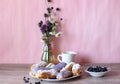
xmin=52 ymin=38 xmax=62 ymax=63
xmin=75 ymin=53 xmax=91 ymax=64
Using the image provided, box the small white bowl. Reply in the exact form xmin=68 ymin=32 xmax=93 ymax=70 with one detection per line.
xmin=85 ymin=67 xmax=111 ymax=77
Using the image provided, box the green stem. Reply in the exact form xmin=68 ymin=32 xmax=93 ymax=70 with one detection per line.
xmin=42 ymin=36 xmax=52 ymax=63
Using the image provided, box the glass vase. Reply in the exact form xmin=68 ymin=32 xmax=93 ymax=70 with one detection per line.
xmin=41 ymin=42 xmax=55 ymax=63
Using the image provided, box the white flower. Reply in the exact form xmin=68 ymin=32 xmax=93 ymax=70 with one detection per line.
xmin=49 ymin=18 xmax=55 ymax=23
xmin=55 ymin=32 xmax=62 ymax=37
xmin=49 ymin=32 xmax=55 ymax=35
xmin=40 ymin=39 xmax=44 ymax=43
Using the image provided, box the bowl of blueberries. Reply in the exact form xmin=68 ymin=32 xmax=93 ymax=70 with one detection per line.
xmin=85 ymin=66 xmax=111 ymax=77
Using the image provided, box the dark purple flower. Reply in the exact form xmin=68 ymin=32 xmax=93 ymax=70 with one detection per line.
xmin=47 ymin=26 xmax=52 ymax=33
xmin=46 ymin=20 xmax=51 ymax=25
xmin=46 ymin=21 xmax=53 ymax=33
xmin=41 ymin=24 xmax=47 ymax=33
xmin=38 ymin=21 xmax=43 ymax=27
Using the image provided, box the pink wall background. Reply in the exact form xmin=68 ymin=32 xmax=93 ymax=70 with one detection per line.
xmin=0 ymin=0 xmax=120 ymax=64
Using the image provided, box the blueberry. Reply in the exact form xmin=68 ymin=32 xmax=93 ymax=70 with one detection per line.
xmin=25 ymin=80 xmax=29 ymax=83
xmin=102 ymin=67 xmax=107 ymax=72
xmin=87 ymin=66 xmax=108 ymax=72
xmin=35 ymin=82 xmax=41 ymax=84
xmin=27 ymin=78 xmax=30 ymax=80
xmin=87 ymin=66 xmax=93 ymax=72
xmin=23 ymin=76 xmax=31 ymax=83
xmin=23 ymin=76 xmax=26 ymax=81
xmin=23 ymin=76 xmax=26 ymax=79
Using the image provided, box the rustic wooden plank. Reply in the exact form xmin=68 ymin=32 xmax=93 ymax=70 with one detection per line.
xmin=0 ymin=63 xmax=120 ymax=84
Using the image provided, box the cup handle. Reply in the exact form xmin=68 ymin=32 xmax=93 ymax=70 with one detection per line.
xmin=57 ymin=54 xmax=62 ymax=62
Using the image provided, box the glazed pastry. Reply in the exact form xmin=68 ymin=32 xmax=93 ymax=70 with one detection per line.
xmin=49 ymin=69 xmax=58 ymax=78
xmin=31 ymin=67 xmax=50 ymax=76
xmin=36 ymin=70 xmax=51 ymax=78
xmin=35 ymin=61 xmax=48 ymax=67
xmin=60 ymin=62 xmax=75 ymax=72
xmin=72 ymin=64 xmax=82 ymax=76
xmin=35 ymin=69 xmax=58 ymax=79
xmin=30 ymin=61 xmax=47 ymax=71
xmin=60 ymin=67 xmax=66 ymax=72
xmin=46 ymin=63 xmax=55 ymax=68
xmin=56 ymin=70 xmax=73 ymax=80
xmin=30 ymin=64 xmax=35 ymax=71
xmin=64 ymin=62 xmax=75 ymax=71
xmin=52 ymin=62 xmax=67 ymax=72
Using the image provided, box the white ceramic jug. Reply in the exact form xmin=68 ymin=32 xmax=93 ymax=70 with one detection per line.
xmin=57 ymin=51 xmax=77 ymax=64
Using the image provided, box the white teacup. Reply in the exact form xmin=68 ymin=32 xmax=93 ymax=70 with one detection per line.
xmin=57 ymin=51 xmax=77 ymax=64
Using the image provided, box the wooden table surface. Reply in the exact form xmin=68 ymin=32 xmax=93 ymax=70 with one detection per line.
xmin=0 ymin=63 xmax=120 ymax=84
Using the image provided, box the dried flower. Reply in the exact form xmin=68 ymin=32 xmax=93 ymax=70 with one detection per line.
xmin=38 ymin=0 xmax=62 ymax=43
xmin=47 ymin=0 xmax=51 ymax=2
xmin=44 ymin=13 xmax=49 ymax=18
xmin=38 ymin=21 xmax=43 ymax=27
xmin=51 ymin=7 xmax=54 ymax=10
xmin=60 ymin=18 xmax=63 ymax=21
xmin=56 ymin=8 xmax=60 ymax=11
xmin=47 ymin=7 xmax=51 ymax=13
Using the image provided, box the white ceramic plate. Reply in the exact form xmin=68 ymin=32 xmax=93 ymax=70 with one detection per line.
xmin=29 ymin=72 xmax=81 ymax=81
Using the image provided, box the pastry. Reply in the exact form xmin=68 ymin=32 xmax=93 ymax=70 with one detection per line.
xmin=49 ymin=69 xmax=58 ymax=78
xmin=30 ymin=61 xmax=48 ymax=71
xmin=35 ymin=70 xmax=51 ymax=79
xmin=35 ymin=69 xmax=58 ymax=79
xmin=35 ymin=61 xmax=48 ymax=67
xmin=31 ymin=67 xmax=50 ymax=76
xmin=60 ymin=67 xmax=66 ymax=72
xmin=52 ymin=62 xmax=67 ymax=72
xmin=56 ymin=70 xmax=73 ymax=80
xmin=46 ymin=63 xmax=55 ymax=68
xmin=30 ymin=64 xmax=37 ymax=71
xmin=63 ymin=62 xmax=75 ymax=71
xmin=72 ymin=64 xmax=82 ymax=76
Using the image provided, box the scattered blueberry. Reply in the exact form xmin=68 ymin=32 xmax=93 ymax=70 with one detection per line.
xmin=35 ymin=82 xmax=41 ymax=84
xmin=27 ymin=78 xmax=30 ymax=80
xmin=23 ymin=76 xmax=30 ymax=83
xmin=23 ymin=76 xmax=41 ymax=84
xmin=25 ymin=80 xmax=29 ymax=83
xmin=23 ymin=76 xmax=26 ymax=79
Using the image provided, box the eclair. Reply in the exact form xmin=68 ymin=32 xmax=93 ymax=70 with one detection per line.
xmin=46 ymin=63 xmax=55 ymax=68
xmin=62 ymin=62 xmax=75 ymax=71
xmin=36 ymin=70 xmax=51 ymax=79
xmin=30 ymin=61 xmax=48 ymax=71
xmin=35 ymin=69 xmax=58 ymax=79
xmin=31 ymin=67 xmax=50 ymax=76
xmin=52 ymin=62 xmax=67 ymax=72
xmin=56 ymin=70 xmax=73 ymax=80
xmin=72 ymin=64 xmax=82 ymax=76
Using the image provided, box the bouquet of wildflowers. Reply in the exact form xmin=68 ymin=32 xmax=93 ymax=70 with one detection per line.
xmin=38 ymin=0 xmax=62 ymax=63
xmin=38 ymin=0 xmax=62 ymax=44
